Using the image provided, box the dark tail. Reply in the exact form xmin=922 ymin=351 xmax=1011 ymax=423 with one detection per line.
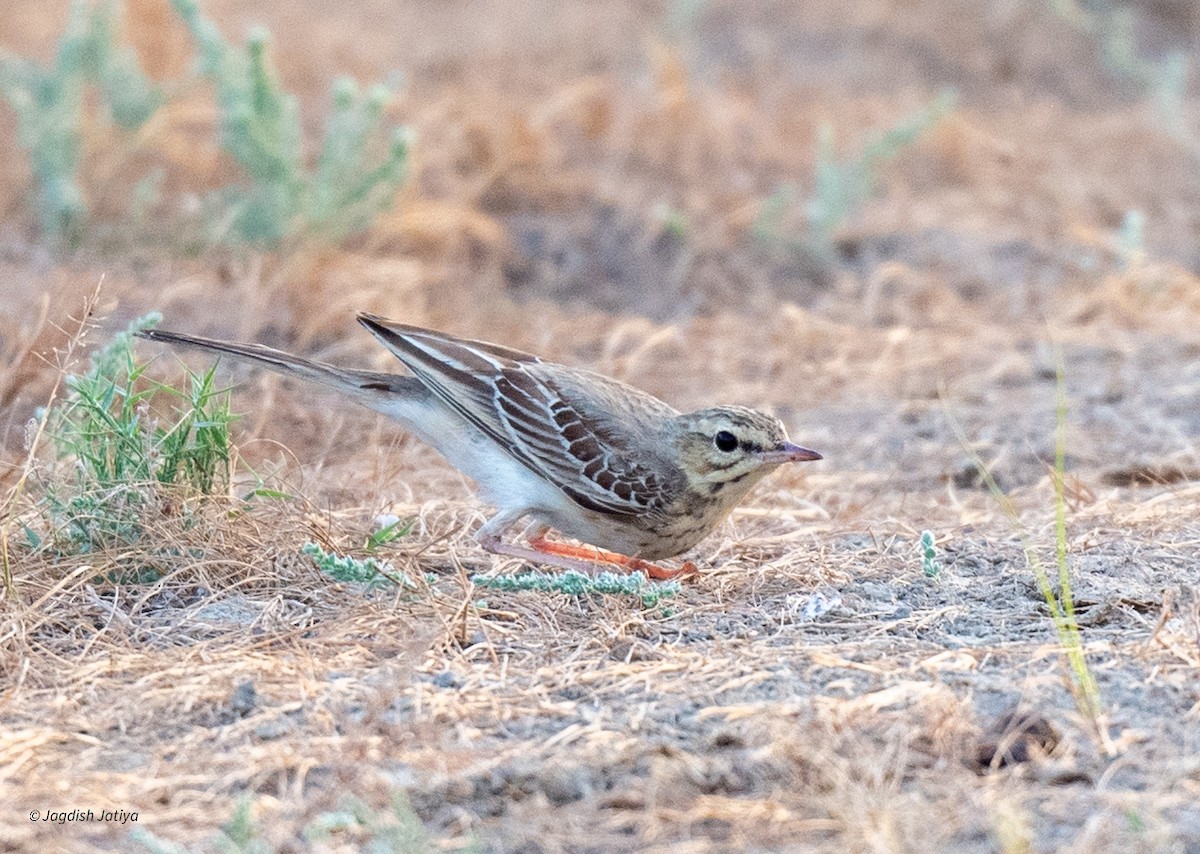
xmin=136 ymin=328 xmax=426 ymax=405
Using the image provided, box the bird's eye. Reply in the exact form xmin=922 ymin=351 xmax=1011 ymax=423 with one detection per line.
xmin=713 ymin=430 xmax=738 ymax=453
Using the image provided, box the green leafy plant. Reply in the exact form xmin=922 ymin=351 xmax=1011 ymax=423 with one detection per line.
xmin=0 ymin=0 xmax=161 ymax=242
xmin=302 ymin=541 xmax=393 ymax=584
xmin=170 ymin=0 xmax=409 ymax=246
xmin=472 ymin=568 xmax=682 ymax=608
xmin=304 ymin=792 xmax=479 ymax=853
xmin=131 ymin=796 xmax=270 ymax=854
xmin=920 ymin=530 xmax=941 ymax=578
xmin=31 ymin=312 xmax=236 ymax=556
xmin=755 ymin=89 xmax=956 ymax=266
xmin=302 ymin=540 xmax=427 ymax=590
xmin=366 ymin=516 xmax=411 ymax=552
xmin=217 ymin=797 xmax=272 ymax=854
xmin=0 ymin=0 xmax=408 ymax=250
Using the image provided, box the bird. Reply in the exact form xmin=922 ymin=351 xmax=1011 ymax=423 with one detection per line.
xmin=137 ymin=316 xmax=822 ymax=579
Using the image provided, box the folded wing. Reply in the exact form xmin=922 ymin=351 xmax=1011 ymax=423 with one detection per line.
xmin=358 ymin=316 xmax=681 ymax=517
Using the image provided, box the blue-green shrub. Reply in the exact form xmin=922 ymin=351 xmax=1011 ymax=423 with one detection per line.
xmin=0 ymin=0 xmax=161 ymax=242
xmin=171 ymin=0 xmax=409 ymax=246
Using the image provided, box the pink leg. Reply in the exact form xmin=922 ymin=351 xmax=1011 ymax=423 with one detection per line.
xmin=473 ymin=512 xmax=696 ymax=580
xmin=526 ymin=531 xmax=697 ymax=580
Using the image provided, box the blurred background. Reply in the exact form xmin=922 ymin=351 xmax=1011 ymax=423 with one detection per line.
xmin=2 ymin=0 xmax=1199 ymax=485
xmin=5 ymin=4 xmax=1200 ymax=850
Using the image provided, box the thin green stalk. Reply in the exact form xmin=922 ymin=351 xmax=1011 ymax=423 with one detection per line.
xmin=944 ymin=356 xmax=1104 ymax=738
xmin=1050 ymin=352 xmax=1101 ymax=724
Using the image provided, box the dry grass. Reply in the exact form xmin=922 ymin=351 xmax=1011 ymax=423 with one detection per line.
xmin=2 ymin=0 xmax=1200 ymax=851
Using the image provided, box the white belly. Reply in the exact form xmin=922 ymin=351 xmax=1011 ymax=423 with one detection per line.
xmin=371 ymin=395 xmax=583 ymax=526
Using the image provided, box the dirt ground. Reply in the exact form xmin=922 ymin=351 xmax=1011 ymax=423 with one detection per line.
xmin=2 ymin=0 xmax=1200 ymax=851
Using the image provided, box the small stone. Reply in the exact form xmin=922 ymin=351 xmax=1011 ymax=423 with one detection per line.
xmin=229 ymin=681 xmax=257 ymax=718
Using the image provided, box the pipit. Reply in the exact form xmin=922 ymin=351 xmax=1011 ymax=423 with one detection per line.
xmin=139 ymin=316 xmax=821 ymax=579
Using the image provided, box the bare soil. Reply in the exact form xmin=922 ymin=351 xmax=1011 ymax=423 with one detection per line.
xmin=2 ymin=1 xmax=1199 ymax=852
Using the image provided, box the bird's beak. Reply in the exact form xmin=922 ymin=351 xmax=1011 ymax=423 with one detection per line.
xmin=758 ymin=441 xmax=823 ymax=465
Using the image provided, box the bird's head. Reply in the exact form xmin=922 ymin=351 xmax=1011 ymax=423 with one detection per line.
xmin=671 ymin=406 xmax=821 ymax=491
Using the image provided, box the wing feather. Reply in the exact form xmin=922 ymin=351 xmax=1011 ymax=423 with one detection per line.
xmin=357 ymin=316 xmax=679 ymax=516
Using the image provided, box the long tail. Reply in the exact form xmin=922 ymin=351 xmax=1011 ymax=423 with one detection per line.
xmin=136 ymin=328 xmax=428 ymax=410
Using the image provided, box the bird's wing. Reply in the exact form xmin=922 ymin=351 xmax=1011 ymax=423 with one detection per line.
xmin=358 ymin=316 xmax=680 ymax=517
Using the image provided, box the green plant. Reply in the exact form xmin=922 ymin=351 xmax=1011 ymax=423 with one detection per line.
xmin=132 ymin=796 xmax=270 ymax=854
xmin=1050 ymin=0 xmax=1198 ymax=163
xmin=472 ymin=568 xmax=682 ymax=608
xmin=366 ymin=516 xmax=411 ymax=552
xmin=302 ymin=540 xmax=424 ymax=589
xmin=947 ymin=355 xmax=1107 ymax=746
xmin=755 ymin=89 xmax=956 ymax=265
xmin=170 ymin=0 xmax=409 ymax=246
xmin=31 ymin=312 xmax=236 ymax=556
xmin=919 ymin=530 xmax=941 ymax=578
xmin=0 ymin=0 xmax=408 ymax=250
xmin=304 ymin=792 xmax=478 ymax=853
xmin=0 ymin=0 xmax=161 ymax=242
xmin=1125 ymin=808 xmax=1146 ymax=833
xmin=216 ymin=797 xmax=272 ymax=854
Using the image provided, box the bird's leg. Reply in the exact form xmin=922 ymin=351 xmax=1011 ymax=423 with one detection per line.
xmin=475 ymin=513 xmax=608 ymax=575
xmin=526 ymin=529 xmax=697 ymax=581
xmin=473 ymin=513 xmax=695 ymax=580
xmin=478 ymin=535 xmax=611 ymax=575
